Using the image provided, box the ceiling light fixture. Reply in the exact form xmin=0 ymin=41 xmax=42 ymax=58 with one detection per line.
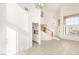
xmin=35 ymin=3 xmax=46 ymax=9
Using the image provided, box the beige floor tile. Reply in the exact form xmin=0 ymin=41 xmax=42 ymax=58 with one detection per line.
xmin=17 ymin=39 xmax=79 ymax=55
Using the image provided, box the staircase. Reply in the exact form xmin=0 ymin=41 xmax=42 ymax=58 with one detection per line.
xmin=41 ymin=24 xmax=53 ymax=36
xmin=40 ymin=24 xmax=60 ymax=40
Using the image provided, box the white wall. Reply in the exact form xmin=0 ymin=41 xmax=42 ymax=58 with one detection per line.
xmin=0 ymin=4 xmax=6 ymax=54
xmin=6 ymin=4 xmax=28 ymax=32
xmin=30 ymin=8 xmax=41 ymax=23
xmin=58 ymin=7 xmax=65 ymax=37
xmin=0 ymin=3 xmax=64 ymax=54
xmin=18 ymin=3 xmax=41 ymax=23
xmin=18 ymin=3 xmax=41 ymax=44
xmin=6 ymin=3 xmax=32 ymax=54
xmin=62 ymin=3 xmax=79 ymax=16
xmin=6 ymin=26 xmax=17 ymax=54
xmin=42 ymin=7 xmax=59 ymax=37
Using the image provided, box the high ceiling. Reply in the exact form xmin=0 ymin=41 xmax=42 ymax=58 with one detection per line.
xmin=18 ymin=3 xmax=63 ymax=17
xmin=18 ymin=3 xmax=63 ymax=12
xmin=18 ymin=3 xmax=79 ymax=18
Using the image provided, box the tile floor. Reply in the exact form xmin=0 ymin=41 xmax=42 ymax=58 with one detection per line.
xmin=17 ymin=39 xmax=79 ymax=55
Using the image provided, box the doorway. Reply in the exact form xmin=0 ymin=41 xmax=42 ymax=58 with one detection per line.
xmin=6 ymin=26 xmax=16 ymax=55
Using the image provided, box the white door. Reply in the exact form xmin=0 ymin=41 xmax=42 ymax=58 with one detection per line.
xmin=6 ymin=26 xmax=16 ymax=55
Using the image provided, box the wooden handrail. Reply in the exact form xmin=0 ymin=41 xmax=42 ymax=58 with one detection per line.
xmin=64 ymin=13 xmax=79 ymax=20
xmin=41 ymin=24 xmax=53 ymax=37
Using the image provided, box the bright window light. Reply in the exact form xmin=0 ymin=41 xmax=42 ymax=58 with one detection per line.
xmin=66 ymin=16 xmax=79 ymax=25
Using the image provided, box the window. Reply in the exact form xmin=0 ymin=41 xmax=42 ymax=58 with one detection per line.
xmin=66 ymin=16 xmax=79 ymax=25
